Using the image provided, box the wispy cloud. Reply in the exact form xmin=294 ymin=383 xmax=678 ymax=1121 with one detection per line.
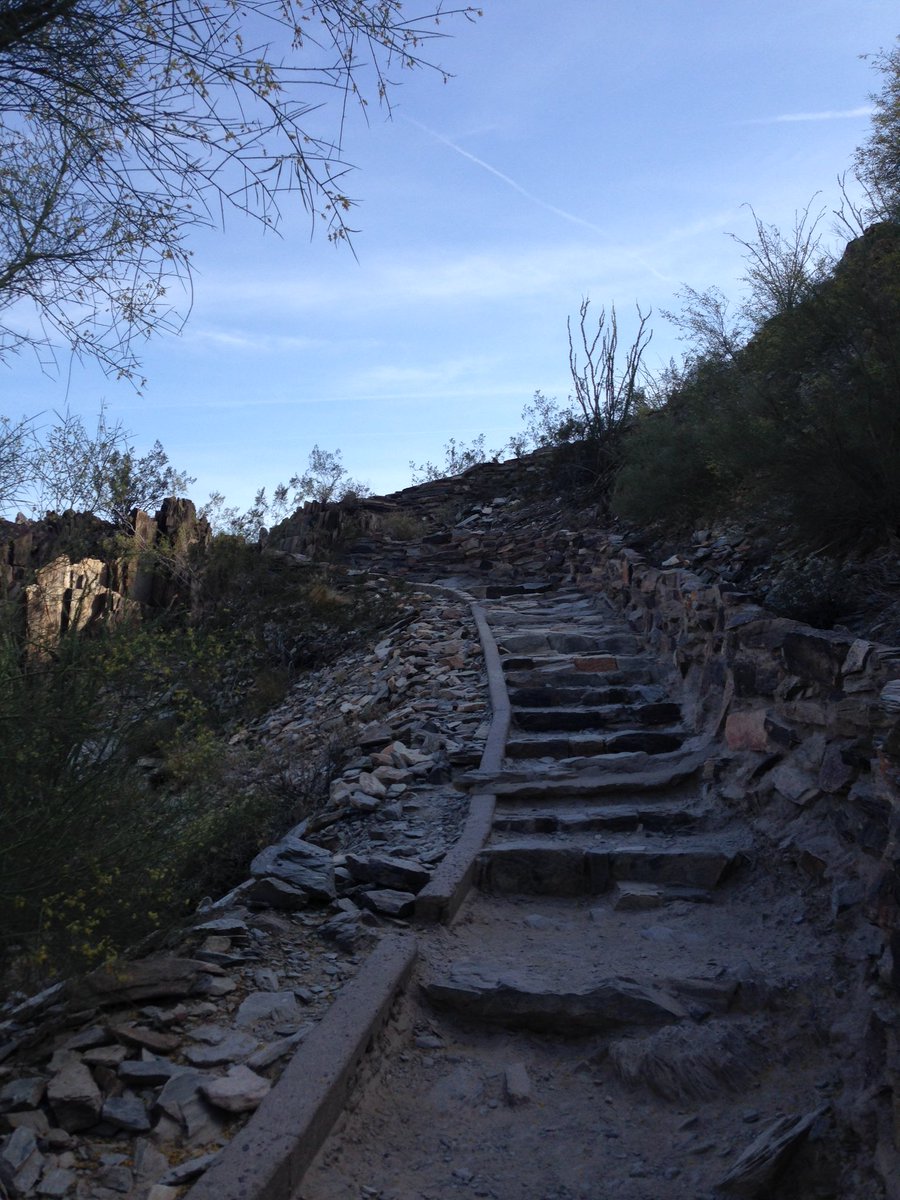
xmin=179 ymin=329 xmax=324 ymax=353
xmin=195 ymin=238 xmax=680 ymax=316
xmin=748 ymin=105 xmax=873 ymax=125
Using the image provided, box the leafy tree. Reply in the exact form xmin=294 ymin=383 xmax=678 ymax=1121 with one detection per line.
xmin=32 ymin=408 xmax=194 ymax=523
xmin=202 ymin=444 xmax=369 ymax=537
xmin=0 ymin=1 xmax=481 ymax=379
xmin=853 ymin=39 xmax=900 ymax=222
xmin=503 ymin=391 xmax=581 ymax=457
xmin=660 ymin=286 xmax=748 ymax=364
xmin=409 ymin=433 xmax=491 ymax=483
xmin=728 ymin=200 xmax=831 ymax=322
xmin=0 ymin=413 xmax=35 ymax=512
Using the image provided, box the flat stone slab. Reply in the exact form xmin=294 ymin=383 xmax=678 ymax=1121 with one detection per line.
xmin=423 ymin=966 xmax=687 ymax=1032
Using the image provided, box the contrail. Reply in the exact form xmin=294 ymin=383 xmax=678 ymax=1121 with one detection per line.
xmin=404 ymin=116 xmax=608 ymax=236
xmin=404 ymin=117 xmax=671 ymax=282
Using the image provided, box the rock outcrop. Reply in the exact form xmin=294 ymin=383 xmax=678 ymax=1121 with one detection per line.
xmin=2 ymin=498 xmax=210 ymax=653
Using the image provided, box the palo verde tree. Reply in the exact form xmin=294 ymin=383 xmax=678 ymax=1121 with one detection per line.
xmin=0 ymin=0 xmax=480 ymax=381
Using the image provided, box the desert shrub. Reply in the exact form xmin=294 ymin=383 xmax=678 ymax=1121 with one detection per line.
xmin=615 ymin=223 xmax=900 ymax=550
xmin=763 ymin=557 xmax=858 ymax=628
xmin=381 ymin=512 xmax=425 ymax=541
xmin=0 ymin=617 xmax=183 ymax=979
xmin=0 ymin=539 xmax=399 ymax=991
xmin=612 ymin=358 xmax=743 ymax=528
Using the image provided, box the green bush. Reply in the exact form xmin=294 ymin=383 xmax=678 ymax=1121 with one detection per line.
xmin=0 ymin=543 xmax=398 ymax=992
xmin=614 ymin=223 xmax=900 ymax=550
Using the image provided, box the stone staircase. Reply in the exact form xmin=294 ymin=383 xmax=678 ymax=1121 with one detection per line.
xmin=300 ymin=583 xmax=843 ymax=1200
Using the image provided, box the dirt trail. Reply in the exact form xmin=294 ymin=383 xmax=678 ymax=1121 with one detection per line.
xmin=295 ymin=587 xmax=877 ymax=1200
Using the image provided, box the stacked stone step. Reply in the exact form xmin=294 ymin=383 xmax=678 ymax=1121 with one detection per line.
xmin=473 ymin=588 xmax=726 ymax=907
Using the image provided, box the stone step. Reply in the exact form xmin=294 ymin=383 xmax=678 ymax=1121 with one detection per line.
xmin=512 ymin=702 xmax=682 ymax=732
xmin=484 ymin=610 xmax=614 ymax=628
xmin=462 ymin=748 xmax=707 ymax=799
xmin=505 ymin=729 xmax=686 ymax=759
xmin=610 ymin=880 xmax=715 ymax=910
xmin=502 ymin=660 xmax=655 ymax=685
xmin=497 ymin=631 xmax=639 ymax=656
xmin=507 ymin=683 xmax=666 ymax=708
xmin=482 ymin=581 xmax=558 ymax=598
xmin=421 ymin=965 xmax=690 ymax=1032
xmin=475 ymin=839 xmax=742 ymax=895
xmin=492 ymin=801 xmax=701 ymax=836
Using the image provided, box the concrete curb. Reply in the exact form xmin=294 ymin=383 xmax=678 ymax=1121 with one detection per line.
xmin=415 ymin=792 xmax=495 ymax=923
xmin=468 ymin=599 xmax=511 ymax=774
xmin=406 ymin=585 xmax=509 ymax=924
xmin=184 ymin=932 xmax=417 ymax=1200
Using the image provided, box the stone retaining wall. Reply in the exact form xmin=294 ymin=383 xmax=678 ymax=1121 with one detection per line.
xmin=574 ymin=537 xmax=900 ymax=988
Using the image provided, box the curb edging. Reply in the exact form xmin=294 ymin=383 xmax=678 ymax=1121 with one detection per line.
xmin=406 ymin=585 xmax=509 ymax=923
xmin=184 ymin=932 xmax=417 ymax=1200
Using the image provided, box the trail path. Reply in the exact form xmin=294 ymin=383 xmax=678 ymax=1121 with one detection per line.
xmin=297 ymin=585 xmax=856 ymax=1200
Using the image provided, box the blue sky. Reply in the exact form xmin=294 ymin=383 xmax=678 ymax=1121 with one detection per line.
xmin=4 ymin=1 xmax=899 ymax=512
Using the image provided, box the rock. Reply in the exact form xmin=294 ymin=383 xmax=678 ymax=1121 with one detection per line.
xmin=612 ymin=882 xmax=666 ymax=911
xmin=719 ymin=1107 xmax=827 ymax=1196
xmin=6 ymin=1110 xmax=50 ymax=1137
xmin=0 ymin=1076 xmax=46 ymax=1112
xmin=249 ymin=836 xmax=336 ymax=901
xmin=36 ymin=1167 xmax=77 ymax=1197
xmin=97 ymin=1162 xmax=133 ymax=1192
xmin=46 ymin=1058 xmax=102 ymax=1132
xmin=101 ymin=1094 xmax=151 ymax=1133
xmin=234 ymin=990 xmax=301 ymax=1028
xmin=767 ymin=761 xmax=819 ymax=807
xmin=184 ymin=1031 xmax=258 ymax=1066
xmin=62 ymin=1025 xmax=108 ymax=1051
xmin=253 ymin=967 xmax=280 ymax=991
xmin=724 ymin=710 xmax=795 ymax=753
xmin=110 ymin=1023 xmax=181 ymax=1054
xmin=82 ymin=1045 xmax=129 ymax=1069
xmin=147 ymin=1186 xmax=182 ymax=1200
xmin=344 ymin=852 xmax=431 ymax=893
xmin=246 ymin=1029 xmax=309 ymax=1070
xmin=158 ymin=1151 xmax=220 ymax=1185
xmin=118 ymin=1058 xmax=181 ymax=1087
xmin=70 ymin=957 xmax=208 ymax=1007
xmin=504 ymin=1062 xmax=532 ymax=1106
xmin=355 ymin=771 xmax=388 ymax=798
xmin=359 ymin=888 xmax=417 ymax=917
xmin=201 ymin=1065 xmax=271 ymax=1113
xmin=133 ymin=1138 xmax=170 ymax=1186
xmin=155 ymin=1071 xmax=224 ymax=1145
xmin=244 ymin=876 xmax=310 ymax=909
xmin=0 ymin=1125 xmax=45 ymax=1196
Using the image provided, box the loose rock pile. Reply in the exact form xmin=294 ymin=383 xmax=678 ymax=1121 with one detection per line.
xmin=0 ymin=584 xmax=488 ymax=1199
